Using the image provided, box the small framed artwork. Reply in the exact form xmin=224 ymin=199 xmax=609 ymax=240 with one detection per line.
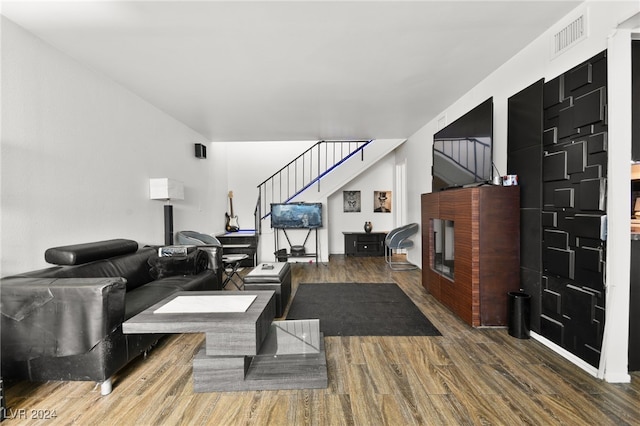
xmin=374 ymin=191 xmax=391 ymax=213
xmin=343 ymin=191 xmax=361 ymax=212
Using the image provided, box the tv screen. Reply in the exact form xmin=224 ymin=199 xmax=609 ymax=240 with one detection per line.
xmin=270 ymin=203 xmax=323 ymax=229
xmin=432 ymin=98 xmax=493 ymax=191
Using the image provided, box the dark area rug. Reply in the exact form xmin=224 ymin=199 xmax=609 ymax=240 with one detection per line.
xmin=286 ymin=283 xmax=441 ymax=337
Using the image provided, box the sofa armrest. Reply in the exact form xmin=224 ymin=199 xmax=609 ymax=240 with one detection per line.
xmin=0 ymin=277 xmax=126 ymax=360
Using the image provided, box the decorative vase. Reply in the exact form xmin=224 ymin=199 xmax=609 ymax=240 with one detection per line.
xmin=364 ymin=221 xmax=372 ymax=233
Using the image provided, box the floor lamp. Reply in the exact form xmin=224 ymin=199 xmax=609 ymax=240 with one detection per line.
xmin=150 ymin=178 xmax=184 ymax=246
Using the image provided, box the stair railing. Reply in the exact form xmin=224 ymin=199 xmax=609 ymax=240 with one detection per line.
xmin=256 ymin=140 xmax=372 ymax=226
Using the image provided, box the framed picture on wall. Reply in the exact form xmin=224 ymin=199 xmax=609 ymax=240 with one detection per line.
xmin=374 ymin=191 xmax=391 ymax=213
xmin=343 ymin=191 xmax=361 ymax=212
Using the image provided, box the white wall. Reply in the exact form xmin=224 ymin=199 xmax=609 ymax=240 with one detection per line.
xmin=327 ymin=152 xmax=396 ymax=254
xmin=222 ymin=139 xmax=316 ymax=228
xmin=0 ymin=17 xmax=228 ymax=276
xmin=223 ymin=140 xmax=397 ymax=261
xmin=400 ymin=1 xmax=640 ymax=381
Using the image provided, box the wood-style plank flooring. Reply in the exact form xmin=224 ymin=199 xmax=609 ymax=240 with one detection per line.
xmin=4 ymin=255 xmax=640 ymax=425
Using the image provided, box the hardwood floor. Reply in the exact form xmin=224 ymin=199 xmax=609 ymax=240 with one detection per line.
xmin=4 ymin=255 xmax=640 ymax=425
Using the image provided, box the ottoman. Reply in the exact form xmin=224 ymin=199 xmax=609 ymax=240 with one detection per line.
xmin=243 ymin=262 xmax=292 ymax=317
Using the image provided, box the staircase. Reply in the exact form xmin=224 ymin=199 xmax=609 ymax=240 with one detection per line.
xmin=251 ymin=138 xmax=406 ymax=263
xmin=255 ymin=140 xmax=372 ymax=229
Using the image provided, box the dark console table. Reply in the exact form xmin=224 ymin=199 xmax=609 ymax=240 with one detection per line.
xmin=343 ymin=232 xmax=387 ymax=257
xmin=216 ymin=231 xmax=257 ymax=267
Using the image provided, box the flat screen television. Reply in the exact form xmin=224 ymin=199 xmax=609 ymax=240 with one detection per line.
xmin=432 ymin=98 xmax=494 ymax=191
xmin=270 ymin=202 xmax=323 ymax=229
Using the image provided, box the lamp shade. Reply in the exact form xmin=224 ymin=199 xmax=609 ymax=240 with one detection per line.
xmin=149 ymin=178 xmax=184 ymax=200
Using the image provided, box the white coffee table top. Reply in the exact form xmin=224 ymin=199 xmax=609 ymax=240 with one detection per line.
xmin=154 ymin=294 xmax=257 ymax=314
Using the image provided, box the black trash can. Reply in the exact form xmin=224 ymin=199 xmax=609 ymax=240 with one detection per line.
xmin=507 ymin=291 xmax=531 ymax=339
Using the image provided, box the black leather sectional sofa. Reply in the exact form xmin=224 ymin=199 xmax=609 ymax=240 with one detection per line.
xmin=0 ymin=239 xmax=222 ymax=395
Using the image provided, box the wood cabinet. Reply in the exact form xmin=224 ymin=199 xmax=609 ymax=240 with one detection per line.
xmin=344 ymin=232 xmax=387 ymax=257
xmin=421 ymin=186 xmax=520 ymax=327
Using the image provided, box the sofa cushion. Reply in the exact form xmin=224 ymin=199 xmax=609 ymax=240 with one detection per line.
xmin=30 ymin=248 xmax=155 ymax=292
xmin=147 ymin=250 xmax=208 ymax=280
xmin=44 ymin=239 xmax=138 ymax=265
xmin=105 ymin=248 xmax=156 ymax=291
xmin=124 ymin=285 xmax=179 ymax=320
xmin=146 ymin=270 xmax=216 ymax=292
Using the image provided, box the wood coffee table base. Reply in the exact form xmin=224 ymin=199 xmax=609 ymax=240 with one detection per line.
xmin=194 ymin=318 xmax=327 ymax=392
xmin=193 ymin=335 xmax=327 ymax=392
xmin=123 ymin=291 xmax=327 ymax=393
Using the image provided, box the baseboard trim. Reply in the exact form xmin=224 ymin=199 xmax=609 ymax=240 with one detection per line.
xmin=530 ymin=332 xmax=599 ymax=377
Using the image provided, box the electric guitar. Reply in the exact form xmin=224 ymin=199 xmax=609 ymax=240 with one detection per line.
xmin=225 ymin=191 xmax=240 ymax=232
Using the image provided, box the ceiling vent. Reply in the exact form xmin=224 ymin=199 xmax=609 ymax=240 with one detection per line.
xmin=551 ymin=8 xmax=588 ymax=59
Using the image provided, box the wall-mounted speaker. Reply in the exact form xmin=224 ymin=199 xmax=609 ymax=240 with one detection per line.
xmin=195 ymin=143 xmax=207 ymax=159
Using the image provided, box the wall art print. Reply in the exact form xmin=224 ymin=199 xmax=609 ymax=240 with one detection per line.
xmin=374 ymin=191 xmax=391 ymax=213
xmin=343 ymin=191 xmax=361 ymax=212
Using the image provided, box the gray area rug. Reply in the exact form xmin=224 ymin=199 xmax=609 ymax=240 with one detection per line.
xmin=286 ymin=283 xmax=441 ymax=337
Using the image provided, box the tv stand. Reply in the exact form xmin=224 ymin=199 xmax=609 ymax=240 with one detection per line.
xmin=421 ymin=185 xmax=520 ymax=326
xmin=343 ymin=232 xmax=387 ymax=257
xmin=274 ymin=228 xmax=319 ymax=264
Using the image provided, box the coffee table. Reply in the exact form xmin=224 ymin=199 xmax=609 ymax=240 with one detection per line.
xmin=123 ymin=291 xmax=327 ymax=392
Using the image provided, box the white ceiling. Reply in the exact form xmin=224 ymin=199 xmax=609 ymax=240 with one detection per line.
xmin=2 ymin=0 xmax=583 ymax=142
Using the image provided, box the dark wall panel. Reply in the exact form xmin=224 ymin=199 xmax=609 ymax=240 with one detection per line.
xmin=542 ymin=211 xmax=557 ymax=227
xmin=543 ymin=76 xmax=562 ymax=108
xmin=508 ymin=80 xmax=544 ymax=152
xmin=521 ymin=209 xmax=541 ymax=270
xmin=553 ymin=188 xmax=574 ymax=208
xmin=565 ymin=141 xmax=586 ymax=174
xmin=543 ymin=247 xmax=575 ymax=279
xmin=509 ymin=146 xmax=541 ymax=208
xmin=541 ymin=51 xmax=607 ymax=368
xmin=588 ymin=133 xmax=607 ymax=154
xmin=633 ymin=41 xmax=640 ymax=160
xmin=541 ymin=315 xmax=564 ymax=345
xmin=507 ymin=79 xmax=544 ymax=333
xmin=543 ymin=229 xmax=569 ymax=249
xmin=630 ymin=241 xmax=640 ymax=370
xmin=579 ymin=178 xmax=606 ymax=211
xmin=568 ymin=63 xmax=592 ymax=91
xmin=543 ymin=152 xmax=569 ymax=181
xmin=573 ymin=88 xmax=605 ymax=128
xmin=521 ymin=267 xmax=542 ymax=331
xmin=544 ymin=128 xmax=558 ymax=146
